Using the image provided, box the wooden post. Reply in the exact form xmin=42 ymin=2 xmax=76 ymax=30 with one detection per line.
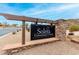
xmin=35 ymin=19 xmax=38 ymax=24
xmin=22 ymin=21 xmax=25 ymax=45
xmin=50 ymin=23 xmax=52 ymax=26
xmin=35 ymin=21 xmax=37 ymax=24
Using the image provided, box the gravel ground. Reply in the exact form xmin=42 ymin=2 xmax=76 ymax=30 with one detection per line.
xmin=13 ymin=41 xmax=79 ymax=55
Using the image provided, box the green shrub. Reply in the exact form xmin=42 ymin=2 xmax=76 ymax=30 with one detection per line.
xmin=69 ymin=25 xmax=79 ymax=32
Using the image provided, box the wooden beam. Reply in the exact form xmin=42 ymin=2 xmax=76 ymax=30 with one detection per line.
xmin=0 ymin=13 xmax=54 ymax=23
xmin=22 ymin=21 xmax=25 ymax=45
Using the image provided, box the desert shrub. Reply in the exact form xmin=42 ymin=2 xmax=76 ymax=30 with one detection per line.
xmin=12 ymin=32 xmax=16 ymax=35
xmin=69 ymin=25 xmax=79 ymax=32
xmin=68 ymin=32 xmax=74 ymax=35
xmin=17 ymin=30 xmax=19 ymax=32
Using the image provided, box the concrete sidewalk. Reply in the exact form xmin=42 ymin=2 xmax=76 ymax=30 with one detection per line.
xmin=0 ymin=30 xmax=30 ymax=47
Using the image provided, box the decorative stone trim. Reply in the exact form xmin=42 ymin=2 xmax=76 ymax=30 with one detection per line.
xmin=55 ymin=20 xmax=66 ymax=41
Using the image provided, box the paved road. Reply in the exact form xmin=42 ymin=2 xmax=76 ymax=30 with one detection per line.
xmin=0 ymin=27 xmax=21 ymax=36
xmin=13 ymin=41 xmax=79 ymax=55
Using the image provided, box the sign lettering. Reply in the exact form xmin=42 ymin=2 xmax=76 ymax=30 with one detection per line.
xmin=31 ymin=24 xmax=55 ymax=40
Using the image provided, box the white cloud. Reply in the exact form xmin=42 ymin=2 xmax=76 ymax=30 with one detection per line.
xmin=1 ymin=3 xmax=79 ymax=19
xmin=21 ymin=4 xmax=79 ymax=16
xmin=72 ymin=12 xmax=79 ymax=18
xmin=56 ymin=4 xmax=79 ymax=11
xmin=20 ymin=4 xmax=48 ymax=15
xmin=0 ymin=4 xmax=19 ymax=15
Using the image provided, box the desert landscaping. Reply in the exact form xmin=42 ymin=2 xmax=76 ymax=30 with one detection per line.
xmin=0 ymin=19 xmax=79 ymax=55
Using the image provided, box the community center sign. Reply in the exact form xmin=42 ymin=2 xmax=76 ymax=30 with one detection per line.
xmin=31 ymin=24 xmax=55 ymax=40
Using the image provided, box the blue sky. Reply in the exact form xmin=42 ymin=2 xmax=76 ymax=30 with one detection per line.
xmin=0 ymin=3 xmax=79 ymax=24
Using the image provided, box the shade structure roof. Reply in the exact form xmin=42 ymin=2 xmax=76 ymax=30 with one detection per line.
xmin=0 ymin=13 xmax=54 ymax=23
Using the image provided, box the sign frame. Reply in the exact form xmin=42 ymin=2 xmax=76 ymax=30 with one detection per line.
xmin=31 ymin=24 xmax=55 ymax=40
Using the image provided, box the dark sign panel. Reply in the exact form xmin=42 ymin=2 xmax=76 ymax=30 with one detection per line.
xmin=31 ymin=24 xmax=55 ymax=40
